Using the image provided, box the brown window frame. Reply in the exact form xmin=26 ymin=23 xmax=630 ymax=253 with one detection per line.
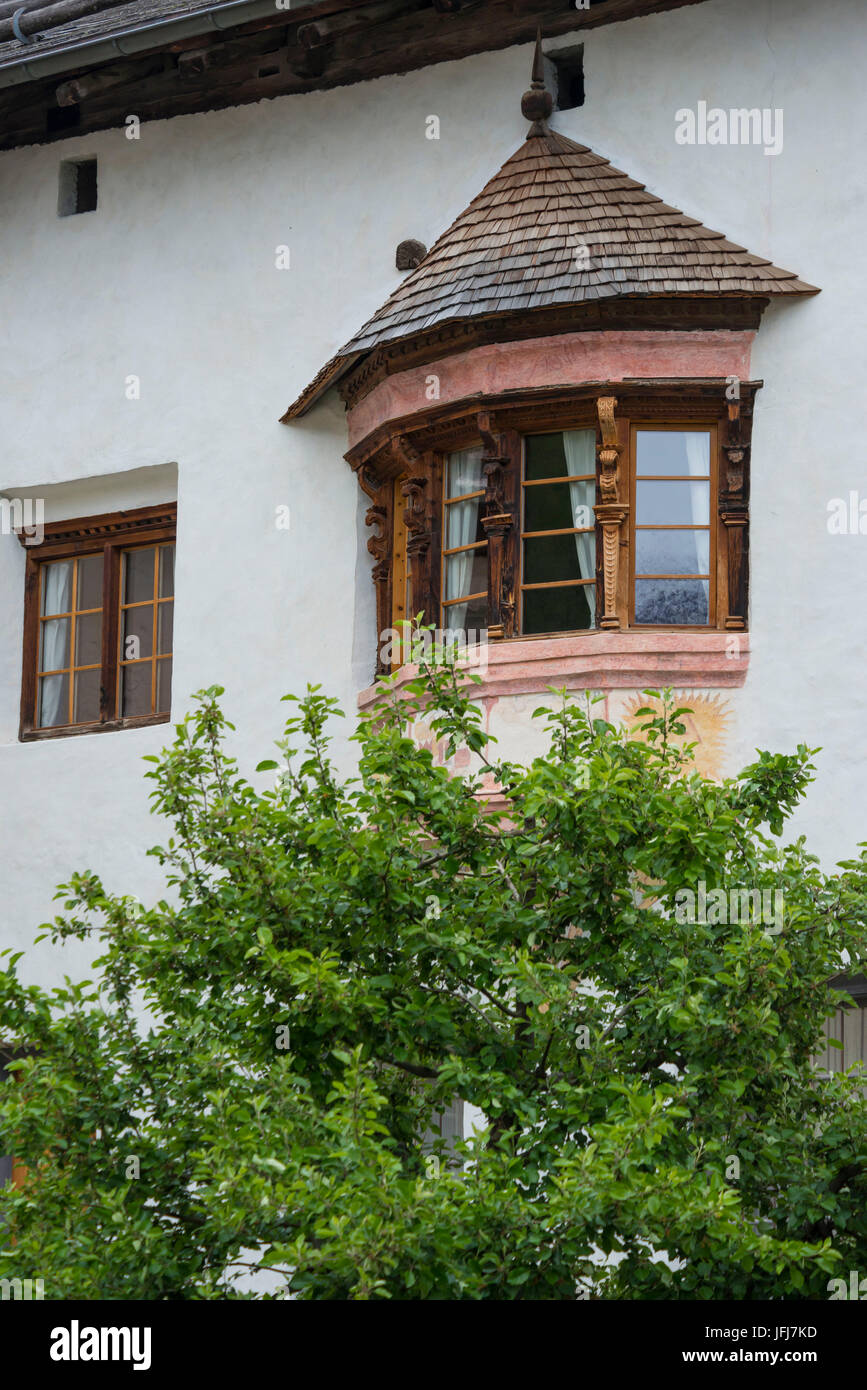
xmin=18 ymin=503 xmax=177 ymax=742
xmin=627 ymin=420 xmax=719 ymax=631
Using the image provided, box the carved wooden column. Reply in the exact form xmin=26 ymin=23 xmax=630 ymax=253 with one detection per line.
xmin=478 ymin=411 xmax=517 ymax=640
xmin=594 ymin=396 xmax=628 ymax=630
xmin=395 ymin=436 xmax=435 ymax=629
xmin=363 ymin=467 xmax=392 ymax=673
xmin=719 ymin=396 xmax=750 ymax=630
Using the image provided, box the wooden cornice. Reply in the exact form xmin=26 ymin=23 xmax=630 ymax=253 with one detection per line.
xmin=16 ymin=501 xmax=177 ymax=549
xmin=345 ymin=378 xmax=764 ymax=473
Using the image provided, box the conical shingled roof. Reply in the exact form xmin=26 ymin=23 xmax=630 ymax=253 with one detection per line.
xmin=284 ymin=126 xmax=817 ymax=420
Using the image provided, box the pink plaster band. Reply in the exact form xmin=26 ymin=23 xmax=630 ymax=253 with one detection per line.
xmin=357 ymin=631 xmax=749 ymax=708
xmin=346 ymin=329 xmax=755 ymax=447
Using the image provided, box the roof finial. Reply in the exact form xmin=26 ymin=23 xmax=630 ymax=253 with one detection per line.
xmin=521 ymin=26 xmax=553 ymax=137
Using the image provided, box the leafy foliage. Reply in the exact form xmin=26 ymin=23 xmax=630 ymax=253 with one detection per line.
xmin=1 ymin=641 xmax=866 ymax=1299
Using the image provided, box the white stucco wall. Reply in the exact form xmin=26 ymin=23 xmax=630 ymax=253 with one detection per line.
xmin=0 ymin=0 xmax=864 ymax=986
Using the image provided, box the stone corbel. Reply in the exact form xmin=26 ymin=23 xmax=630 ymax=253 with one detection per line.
xmin=594 ymin=396 xmax=627 ymax=630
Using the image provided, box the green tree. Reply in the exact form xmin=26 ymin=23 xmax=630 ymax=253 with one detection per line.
xmin=1 ymin=645 xmax=865 ymax=1299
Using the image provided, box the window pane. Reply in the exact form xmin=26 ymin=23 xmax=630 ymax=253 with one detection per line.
xmin=636 ymin=431 xmax=710 ymax=476
xmin=157 ymin=602 xmax=173 ymax=656
xmin=524 ymin=481 xmax=576 ymax=533
xmin=75 ymin=611 xmax=102 ymax=666
xmin=444 ymin=547 xmax=487 ymax=601
xmin=40 ymin=617 xmax=69 ymax=672
xmin=122 ymin=605 xmax=154 ymax=661
xmin=156 ymin=658 xmax=172 ymax=713
xmin=443 ymin=594 xmax=487 ymax=633
xmin=447 ymin=448 xmax=484 ymax=499
xmin=525 ymin=432 xmax=568 ymax=481
xmin=124 ymin=548 xmax=156 ymax=604
xmin=635 ymin=579 xmax=709 ymax=625
xmin=76 ymin=554 xmax=103 ymax=610
xmin=159 ymin=545 xmax=175 ymax=599
xmin=445 ymin=496 xmax=485 ymax=550
xmin=121 ymin=662 xmax=152 ymax=717
xmin=525 ymin=429 xmax=595 ymax=481
xmin=73 ymin=668 xmax=100 ymax=723
xmin=523 ymin=584 xmax=595 ymax=635
xmin=635 ymin=529 xmax=709 ymax=576
xmin=41 ymin=560 xmax=72 ymax=616
xmin=524 ymin=533 xmax=594 ymax=585
xmin=636 ymin=480 xmax=709 ymax=527
xmin=38 ymin=673 xmax=69 ymax=727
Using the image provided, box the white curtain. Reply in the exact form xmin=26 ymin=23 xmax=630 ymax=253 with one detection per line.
xmin=446 ymin=498 xmax=481 ymax=631
xmin=40 ymin=561 xmax=71 ymax=725
xmin=685 ymin=432 xmax=710 ymax=608
xmin=563 ymin=429 xmax=596 ymax=583
xmin=446 ymin=448 xmax=483 ymax=631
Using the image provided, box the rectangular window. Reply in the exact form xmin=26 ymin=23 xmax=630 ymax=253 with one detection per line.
xmin=520 ymin=430 xmax=596 ymax=636
xmin=441 ymin=447 xmax=487 ymax=633
xmin=19 ymin=505 xmax=176 ymax=740
xmin=631 ymin=426 xmax=715 ymax=627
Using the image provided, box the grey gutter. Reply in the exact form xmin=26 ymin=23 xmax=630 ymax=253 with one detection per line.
xmin=0 ymin=0 xmax=294 ymax=87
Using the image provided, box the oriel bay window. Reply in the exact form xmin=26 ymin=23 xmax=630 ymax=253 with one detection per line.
xmin=18 ymin=504 xmax=176 ymax=739
xmin=361 ymin=385 xmax=753 ymax=671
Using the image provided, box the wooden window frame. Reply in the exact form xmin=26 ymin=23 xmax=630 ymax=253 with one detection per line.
xmin=518 ymin=428 xmax=598 ymax=639
xmin=440 ymin=445 xmax=488 ymax=633
xmin=628 ymin=420 xmax=719 ymax=630
xmin=18 ymin=503 xmax=177 ymax=742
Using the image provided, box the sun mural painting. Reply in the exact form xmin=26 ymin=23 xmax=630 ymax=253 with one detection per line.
xmin=620 ymin=692 xmax=732 ymax=781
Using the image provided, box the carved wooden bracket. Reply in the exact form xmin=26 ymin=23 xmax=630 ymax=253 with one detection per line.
xmin=359 ymin=464 xmax=383 ymax=500
xmin=477 ymin=409 xmax=511 ymax=519
xmin=365 ymin=503 xmax=388 ymax=566
xmin=401 ymin=475 xmax=428 ymax=536
xmin=392 ymin=433 xmax=423 ymax=473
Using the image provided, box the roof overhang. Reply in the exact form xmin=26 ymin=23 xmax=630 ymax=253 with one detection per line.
xmin=0 ymin=0 xmax=714 ymax=151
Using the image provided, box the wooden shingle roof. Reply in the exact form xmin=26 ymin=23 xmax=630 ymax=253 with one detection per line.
xmin=284 ymin=124 xmax=817 ymax=420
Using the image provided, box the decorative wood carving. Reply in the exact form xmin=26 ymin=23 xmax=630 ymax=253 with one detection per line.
xmin=365 ymin=500 xmax=392 ymax=672
xmin=401 ymin=475 xmax=428 ymax=532
xmin=594 ymin=395 xmax=627 ymax=630
xmin=719 ymin=393 xmax=751 ymax=629
xmin=476 ymin=411 xmax=516 ymax=639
